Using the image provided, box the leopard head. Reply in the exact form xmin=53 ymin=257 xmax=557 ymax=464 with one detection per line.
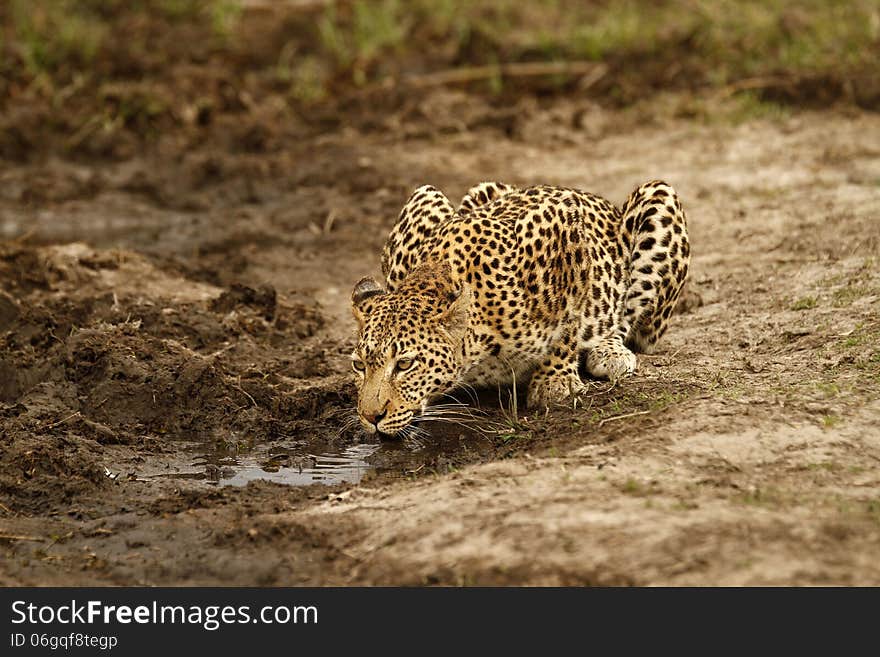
xmin=350 ymin=263 xmax=471 ymax=438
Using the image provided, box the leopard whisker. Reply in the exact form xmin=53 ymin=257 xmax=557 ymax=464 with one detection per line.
xmin=455 ymin=382 xmax=481 ymax=406
xmin=426 ymin=402 xmax=487 ymax=417
xmin=436 ymin=391 xmax=478 ymax=408
xmin=422 ymin=407 xmax=486 ymax=418
xmin=415 ymin=414 xmax=494 ymax=436
xmin=335 ymin=411 xmax=365 ymax=438
xmin=400 ymin=424 xmax=429 ymax=449
xmin=418 ymin=410 xmax=483 ymax=423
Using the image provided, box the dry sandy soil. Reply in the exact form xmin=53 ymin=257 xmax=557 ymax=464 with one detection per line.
xmin=1 ymin=94 xmax=879 ymax=585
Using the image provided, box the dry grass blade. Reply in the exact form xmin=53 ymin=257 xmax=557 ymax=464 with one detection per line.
xmin=598 ymin=409 xmax=651 ymax=428
xmin=0 ymin=533 xmax=44 ymax=542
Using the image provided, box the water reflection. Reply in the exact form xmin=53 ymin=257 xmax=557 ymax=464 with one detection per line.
xmin=202 ymin=443 xmax=380 ymax=487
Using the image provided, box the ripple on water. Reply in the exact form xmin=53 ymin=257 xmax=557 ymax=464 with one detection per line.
xmin=201 ymin=443 xmax=381 ymax=487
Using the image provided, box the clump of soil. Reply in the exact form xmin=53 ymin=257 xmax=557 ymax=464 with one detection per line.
xmin=0 ymin=242 xmax=342 ymax=515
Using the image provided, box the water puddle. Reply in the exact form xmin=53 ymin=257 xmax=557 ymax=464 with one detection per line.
xmin=135 ymin=418 xmax=491 ymax=489
xmin=131 ymin=440 xmax=385 ymax=487
xmin=204 ymin=443 xmax=381 ymax=487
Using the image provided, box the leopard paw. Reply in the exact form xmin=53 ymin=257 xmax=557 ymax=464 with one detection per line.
xmin=586 ymin=342 xmax=637 ymax=382
xmin=527 ymin=372 xmax=589 ymax=409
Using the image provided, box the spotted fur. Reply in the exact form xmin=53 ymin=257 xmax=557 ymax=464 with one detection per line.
xmin=351 ymin=180 xmax=690 ymax=436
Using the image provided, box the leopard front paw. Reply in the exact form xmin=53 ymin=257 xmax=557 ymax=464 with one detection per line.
xmin=585 ymin=343 xmax=637 ymax=382
xmin=527 ymin=372 xmax=589 ymax=409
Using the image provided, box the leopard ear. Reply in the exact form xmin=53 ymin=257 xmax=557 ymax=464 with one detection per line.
xmin=351 ymin=277 xmax=385 ymax=325
xmin=435 ymin=281 xmax=471 ymax=344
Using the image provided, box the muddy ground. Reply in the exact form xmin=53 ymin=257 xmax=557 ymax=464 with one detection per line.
xmin=1 ymin=90 xmax=879 ymax=585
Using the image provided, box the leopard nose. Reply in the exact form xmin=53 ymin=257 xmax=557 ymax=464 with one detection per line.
xmin=362 ymin=408 xmax=388 ymax=426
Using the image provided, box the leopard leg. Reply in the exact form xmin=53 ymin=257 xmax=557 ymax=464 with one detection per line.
xmin=527 ymin=321 xmax=588 ymax=409
xmin=619 ymin=180 xmax=690 ymax=353
xmin=578 ymin=247 xmax=638 ymax=383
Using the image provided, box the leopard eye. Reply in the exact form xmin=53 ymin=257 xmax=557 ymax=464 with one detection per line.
xmin=352 ymin=359 xmax=366 ymax=373
xmin=395 ymin=357 xmax=414 ymax=372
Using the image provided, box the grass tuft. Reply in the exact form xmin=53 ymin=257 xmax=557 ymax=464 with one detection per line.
xmin=791 ymin=296 xmax=818 ymax=311
xmin=2 ymin=0 xmax=879 ymax=158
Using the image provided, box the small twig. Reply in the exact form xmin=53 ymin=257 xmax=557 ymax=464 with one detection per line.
xmin=12 ymin=228 xmax=36 ymax=244
xmin=89 ymin=528 xmax=115 ymax=536
xmin=404 ymin=61 xmax=607 ymax=89
xmin=715 ymin=75 xmax=794 ymax=99
xmin=0 ymin=501 xmax=14 ymax=515
xmin=207 ymin=343 xmax=235 ymax=360
xmin=40 ymin=411 xmax=81 ymax=430
xmin=0 ymin=533 xmax=44 ymax=542
xmin=598 ymin=409 xmax=651 ymax=428
xmin=45 ymin=531 xmax=74 ymax=552
xmin=234 ymin=379 xmax=257 ymax=408
xmin=65 ymin=114 xmax=105 ymax=151
xmin=667 ymin=346 xmax=685 ymax=361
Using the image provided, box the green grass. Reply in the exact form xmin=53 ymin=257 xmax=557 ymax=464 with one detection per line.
xmin=620 ymin=477 xmax=662 ymax=497
xmin=832 ymin=285 xmax=876 ymax=307
xmin=568 ymin=2 xmax=658 ymax=61
xmin=5 ymin=0 xmax=878 ymax=101
xmin=791 ymin=296 xmax=818 ymax=311
xmin=819 ymin=259 xmax=879 ymax=307
xmin=325 ymin=0 xmax=879 ymax=97
xmin=815 ymin=382 xmax=840 ymax=397
xmin=9 ymin=0 xmax=107 ymax=75
xmin=4 ymin=0 xmax=243 ymax=77
xmin=275 ymin=31 xmax=332 ymax=104
xmin=821 ymin=414 xmax=841 ymax=429
xmin=621 ymin=478 xmax=645 ymax=495
xmin=726 ymin=91 xmax=792 ymax=123
xmin=578 ymin=382 xmax=694 ymax=429
xmin=2 ymin=0 xmax=879 ymax=158
xmin=835 ymin=497 xmax=880 ymax=527
xmin=318 ymin=0 xmax=409 ymax=83
xmin=648 ymin=389 xmax=691 ymax=411
xmin=805 ymin=461 xmax=842 ymax=472
xmin=156 ymin=0 xmax=241 ymax=32
xmin=735 ymin=486 xmax=787 ymax=508
xmin=839 ymin=323 xmax=880 ymax=350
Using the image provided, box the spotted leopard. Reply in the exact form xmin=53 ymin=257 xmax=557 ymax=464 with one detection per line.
xmin=350 ymin=180 xmax=690 ymax=437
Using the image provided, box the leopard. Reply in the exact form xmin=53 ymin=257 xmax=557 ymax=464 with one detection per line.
xmin=350 ymin=180 xmax=690 ymax=437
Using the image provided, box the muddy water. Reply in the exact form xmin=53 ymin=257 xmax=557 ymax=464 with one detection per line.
xmin=134 ymin=437 xmax=386 ymax=487
xmin=166 ymin=416 xmax=497 ymax=488
xmin=202 ymin=443 xmax=381 ymax=486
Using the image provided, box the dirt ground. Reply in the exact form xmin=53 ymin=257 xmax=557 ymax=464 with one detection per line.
xmin=1 ymin=89 xmax=879 ymax=585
